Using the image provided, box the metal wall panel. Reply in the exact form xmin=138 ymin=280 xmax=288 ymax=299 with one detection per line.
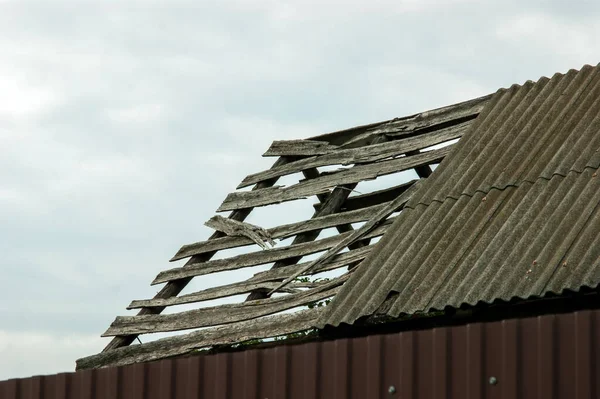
xmin=2 ymin=309 xmax=599 ymax=398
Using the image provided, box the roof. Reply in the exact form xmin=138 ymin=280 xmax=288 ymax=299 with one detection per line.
xmin=78 ymin=93 xmax=489 ymax=369
xmin=79 ymin=63 xmax=600 ymax=370
xmin=319 ymin=64 xmax=600 ymax=327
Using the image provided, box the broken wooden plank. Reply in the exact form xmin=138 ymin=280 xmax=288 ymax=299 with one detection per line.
xmin=128 ymin=277 xmax=336 ymax=310
xmin=263 ymin=140 xmax=340 ymax=157
xmin=305 ymin=94 xmax=490 ymax=147
xmin=205 ymin=215 xmax=275 ymax=250
xmin=103 ymin=156 xmax=295 ymax=352
xmin=219 ymin=146 xmax=449 ymax=212
xmin=103 ymin=276 xmax=347 ymax=336
xmin=171 ymin=202 xmax=387 ymax=262
xmin=78 ymin=308 xmax=323 ymax=370
xmin=338 ymin=94 xmax=490 ymax=148
xmin=269 ymin=180 xmax=422 ymax=294
xmin=244 ymin=135 xmax=389 ymax=302
xmin=154 ymin=222 xmax=391 ymax=285
xmin=238 ymin=123 xmax=468 ymax=189
xmin=375 ymin=94 xmax=490 ymax=136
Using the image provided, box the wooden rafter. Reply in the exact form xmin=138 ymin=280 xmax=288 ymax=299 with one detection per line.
xmin=85 ymin=94 xmax=492 ymax=369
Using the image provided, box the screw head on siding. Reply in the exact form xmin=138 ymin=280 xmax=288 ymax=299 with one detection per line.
xmin=489 ymin=376 xmax=498 ymax=385
xmin=388 ymin=385 xmax=396 ymax=394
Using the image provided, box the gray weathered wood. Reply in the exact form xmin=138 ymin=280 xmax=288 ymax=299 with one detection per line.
xmin=338 ymin=94 xmax=490 ymax=148
xmin=171 ymin=202 xmax=387 ymax=261
xmin=154 ymin=222 xmax=391 ymax=285
xmin=263 ymin=140 xmax=339 ymax=156
xmin=244 ymin=135 xmax=389 ymax=302
xmin=239 ymin=123 xmax=468 ymax=189
xmin=77 ymin=308 xmax=322 ymax=370
xmin=205 ymin=215 xmax=275 ymax=250
xmin=102 ymin=156 xmax=294 ymax=352
xmin=305 ymin=94 xmax=490 ymax=148
xmin=373 ymin=94 xmax=489 ymax=136
xmin=219 ymin=146 xmax=449 ymax=212
xmin=103 ymin=276 xmax=347 ymax=336
xmin=128 ymin=280 xmax=310 ymax=309
xmin=248 ymin=244 xmax=372 ymax=283
xmin=313 ymin=180 xmax=416 ymax=213
xmin=269 ymin=180 xmax=421 ymax=293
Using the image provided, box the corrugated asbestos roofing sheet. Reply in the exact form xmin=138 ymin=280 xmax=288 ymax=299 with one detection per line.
xmin=319 ymin=63 xmax=600 ymax=327
xmin=3 ymin=308 xmax=600 ymax=399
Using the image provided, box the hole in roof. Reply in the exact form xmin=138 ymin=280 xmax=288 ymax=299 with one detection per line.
xmin=175 ymin=262 xmax=275 ymax=297
xmin=421 ymin=137 xmax=460 ymax=152
xmin=369 ymin=236 xmax=382 ymax=245
xmin=136 ymin=330 xmax=184 ymax=344
xmin=273 ymin=171 xmax=306 ymax=188
xmin=162 ymin=293 xmax=249 ymax=314
xmin=388 ymin=209 xmax=403 ymax=219
xmin=430 ymin=163 xmax=440 ymax=171
xmin=351 ymin=169 xmax=419 ymax=197
xmin=311 ymin=268 xmax=349 ymax=281
xmin=297 ymin=249 xmax=327 ymax=264
xmin=245 ymin=196 xmax=316 ymax=228
xmin=317 ymin=164 xmax=354 ymax=174
xmin=351 ymin=221 xmax=366 ymax=230
xmin=209 ymin=244 xmax=266 ymax=261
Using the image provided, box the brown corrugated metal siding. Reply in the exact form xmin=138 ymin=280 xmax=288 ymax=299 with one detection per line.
xmin=2 ymin=308 xmax=599 ymax=399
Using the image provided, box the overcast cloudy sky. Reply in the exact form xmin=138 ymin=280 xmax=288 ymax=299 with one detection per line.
xmin=1 ymin=0 xmax=599 ymax=380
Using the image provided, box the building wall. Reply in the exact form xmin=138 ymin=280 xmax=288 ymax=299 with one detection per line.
xmin=1 ymin=308 xmax=598 ymax=399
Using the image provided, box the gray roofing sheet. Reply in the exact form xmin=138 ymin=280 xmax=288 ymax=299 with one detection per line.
xmin=319 ymin=64 xmax=600 ymax=327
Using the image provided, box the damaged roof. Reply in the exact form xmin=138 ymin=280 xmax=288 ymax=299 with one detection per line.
xmin=79 ymin=63 xmax=600 ymax=370
xmin=319 ymin=63 xmax=600 ymax=327
xmin=78 ymin=91 xmax=488 ymax=369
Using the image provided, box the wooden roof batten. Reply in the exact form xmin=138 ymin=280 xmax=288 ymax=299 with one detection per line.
xmin=78 ymin=94 xmax=491 ymax=370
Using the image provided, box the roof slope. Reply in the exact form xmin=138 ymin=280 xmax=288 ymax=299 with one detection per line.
xmin=319 ymin=64 xmax=600 ymax=327
xmin=78 ymin=94 xmax=490 ymax=369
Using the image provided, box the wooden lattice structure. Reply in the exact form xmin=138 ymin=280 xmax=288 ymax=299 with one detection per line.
xmin=77 ymin=94 xmax=491 ymax=369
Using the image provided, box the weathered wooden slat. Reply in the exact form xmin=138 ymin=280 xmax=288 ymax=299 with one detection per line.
xmin=238 ymin=123 xmax=468 ymax=189
xmin=373 ymin=94 xmax=490 ymax=136
xmin=154 ymin=222 xmax=392 ymax=285
xmin=171 ymin=202 xmax=387 ymax=262
xmin=305 ymin=94 xmax=490 ymax=148
xmin=205 ymin=215 xmax=275 ymax=250
xmin=102 ymin=156 xmax=294 ymax=352
xmin=78 ymin=308 xmax=323 ymax=370
xmin=269 ymin=180 xmax=421 ymax=293
xmin=219 ymin=146 xmax=449 ymax=212
xmin=246 ymin=178 xmax=357 ymax=301
xmin=103 ymin=276 xmax=347 ymax=336
xmin=263 ymin=140 xmax=340 ymax=156
xmin=248 ymin=245 xmax=372 ymax=283
xmin=128 ymin=280 xmax=312 ymax=309
xmin=338 ymin=94 xmax=490 ymax=148
xmin=244 ymin=136 xmax=389 ymax=302
xmin=313 ymin=179 xmax=417 ymax=213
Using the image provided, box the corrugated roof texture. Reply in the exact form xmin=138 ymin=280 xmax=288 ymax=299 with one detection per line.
xmin=320 ymin=63 xmax=600 ymax=327
xmin=2 ymin=309 xmax=599 ymax=399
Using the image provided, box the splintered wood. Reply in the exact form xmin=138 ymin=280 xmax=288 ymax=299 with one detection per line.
xmin=78 ymin=94 xmax=491 ymax=369
xmin=205 ymin=215 xmax=276 ymax=250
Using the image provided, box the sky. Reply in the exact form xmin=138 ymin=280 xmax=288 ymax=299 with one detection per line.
xmin=1 ymin=0 xmax=599 ymax=380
